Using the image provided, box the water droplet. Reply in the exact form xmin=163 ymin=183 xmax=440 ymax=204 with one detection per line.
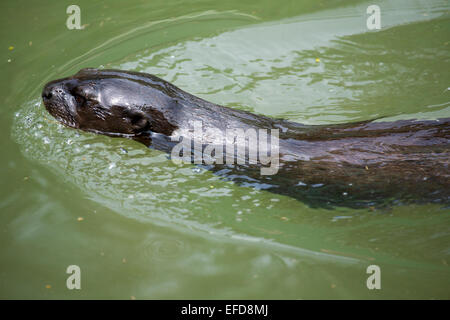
xmin=25 ymin=116 xmax=32 ymax=125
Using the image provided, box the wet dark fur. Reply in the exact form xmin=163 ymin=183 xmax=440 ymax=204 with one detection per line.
xmin=42 ymin=68 xmax=450 ymax=208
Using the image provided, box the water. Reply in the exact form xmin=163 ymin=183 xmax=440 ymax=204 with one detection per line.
xmin=1 ymin=0 xmax=449 ymax=299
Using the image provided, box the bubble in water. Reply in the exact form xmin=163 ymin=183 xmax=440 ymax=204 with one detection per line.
xmin=108 ymin=163 xmax=116 ymax=170
xmin=25 ymin=116 xmax=32 ymax=126
xmin=66 ymin=139 xmax=73 ymax=145
xmin=43 ymin=137 xmax=50 ymax=144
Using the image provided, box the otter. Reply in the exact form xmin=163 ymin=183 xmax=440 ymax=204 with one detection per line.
xmin=42 ymin=68 xmax=450 ymax=208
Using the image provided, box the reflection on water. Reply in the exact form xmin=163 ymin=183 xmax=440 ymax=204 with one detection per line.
xmin=4 ymin=0 xmax=450 ymax=298
xmin=118 ymin=0 xmax=450 ymax=123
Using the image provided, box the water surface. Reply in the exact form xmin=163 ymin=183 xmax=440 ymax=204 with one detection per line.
xmin=1 ymin=0 xmax=450 ymax=299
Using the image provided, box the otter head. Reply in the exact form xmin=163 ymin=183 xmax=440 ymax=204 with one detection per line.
xmin=42 ymin=68 xmax=177 ymax=138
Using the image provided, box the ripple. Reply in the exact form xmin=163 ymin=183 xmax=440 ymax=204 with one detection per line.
xmin=142 ymin=236 xmax=188 ymax=261
xmin=10 ymin=0 xmax=450 ymax=264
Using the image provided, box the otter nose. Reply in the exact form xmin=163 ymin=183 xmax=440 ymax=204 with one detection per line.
xmin=42 ymin=83 xmax=67 ymax=100
xmin=42 ymin=87 xmax=53 ymax=100
xmin=42 ymin=84 xmax=57 ymax=100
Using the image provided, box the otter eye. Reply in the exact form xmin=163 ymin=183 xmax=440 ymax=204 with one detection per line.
xmin=72 ymin=84 xmax=98 ymax=105
xmin=130 ymin=112 xmax=144 ymax=125
xmin=74 ymin=94 xmax=86 ymax=106
xmin=123 ymin=109 xmax=150 ymax=131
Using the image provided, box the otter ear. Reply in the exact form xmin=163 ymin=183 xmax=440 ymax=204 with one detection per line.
xmin=124 ymin=109 xmax=150 ymax=131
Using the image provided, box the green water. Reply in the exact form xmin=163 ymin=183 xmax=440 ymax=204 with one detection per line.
xmin=1 ymin=0 xmax=450 ymax=299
